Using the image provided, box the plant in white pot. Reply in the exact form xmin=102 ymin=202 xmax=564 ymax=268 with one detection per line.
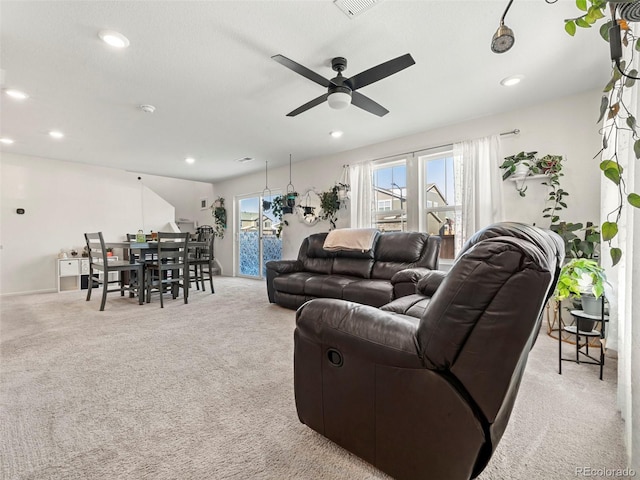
xmin=555 ymin=258 xmax=608 ymax=330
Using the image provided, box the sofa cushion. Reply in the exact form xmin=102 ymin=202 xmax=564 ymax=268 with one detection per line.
xmin=372 ymin=232 xmax=430 ymax=279
xmin=305 ymin=275 xmax=359 ymax=299
xmin=332 ymin=256 xmax=374 ymax=278
xmin=342 ymin=279 xmax=394 ymax=307
xmin=273 ymin=272 xmax=316 ymax=295
xmin=302 ymin=233 xmax=335 ymax=274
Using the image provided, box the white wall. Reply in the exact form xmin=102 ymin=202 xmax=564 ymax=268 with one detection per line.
xmin=213 ymin=89 xmax=603 ymax=275
xmin=0 ymin=153 xmax=213 ymax=295
xmin=141 ymin=174 xmax=215 ymax=230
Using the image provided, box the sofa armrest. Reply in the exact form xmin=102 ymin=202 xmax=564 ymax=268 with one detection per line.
xmin=296 ymin=298 xmax=422 ymax=368
xmin=391 ymin=267 xmax=433 ymax=298
xmin=265 ymin=260 xmax=303 ymax=303
xmin=391 ymin=267 xmax=434 ymax=285
xmin=416 ymin=270 xmax=448 ymax=297
xmin=266 ymin=259 xmax=303 ymax=274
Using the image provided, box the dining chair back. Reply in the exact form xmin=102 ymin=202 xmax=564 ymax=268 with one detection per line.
xmin=84 ymin=232 xmax=145 ymax=311
xmin=189 ymin=230 xmax=216 ymax=293
xmin=145 ymin=232 xmax=190 ymax=308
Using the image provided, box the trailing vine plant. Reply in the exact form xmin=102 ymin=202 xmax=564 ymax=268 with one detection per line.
xmin=269 ymin=195 xmax=289 ymax=238
xmin=539 ymin=154 xmax=568 ymax=225
xmin=319 ymin=185 xmax=343 ymax=230
xmin=563 ymin=0 xmax=640 ymax=265
xmin=211 ymin=197 xmax=227 ymax=238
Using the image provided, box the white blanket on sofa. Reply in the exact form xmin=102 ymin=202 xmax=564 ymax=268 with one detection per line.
xmin=323 ymin=228 xmax=379 ymax=252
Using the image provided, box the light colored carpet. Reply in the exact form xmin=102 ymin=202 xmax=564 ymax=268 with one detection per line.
xmin=0 ymin=277 xmax=628 ymax=480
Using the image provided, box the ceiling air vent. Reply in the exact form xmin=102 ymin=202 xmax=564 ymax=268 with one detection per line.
xmin=334 ymin=0 xmax=381 ymax=18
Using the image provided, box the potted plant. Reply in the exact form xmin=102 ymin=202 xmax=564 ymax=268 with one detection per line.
xmin=550 ymin=222 xmax=601 ymax=259
xmin=211 ymin=197 xmax=227 ymax=238
xmin=270 ymin=195 xmax=290 ymax=238
xmin=106 ymin=247 xmax=114 ymax=257
xmin=500 ymin=151 xmax=540 ymax=197
xmin=284 ymin=191 xmax=298 ymax=214
xmin=555 ymin=258 xmax=607 ymax=328
xmin=500 ymin=151 xmax=538 ymax=179
xmin=319 ymin=185 xmax=341 ymax=229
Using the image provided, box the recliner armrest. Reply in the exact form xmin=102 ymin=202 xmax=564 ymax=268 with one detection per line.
xmin=391 ymin=267 xmax=433 ymax=285
xmin=296 ymin=298 xmax=422 ymax=368
xmin=266 ymin=259 xmax=303 ymax=274
xmin=416 ymin=270 xmax=447 ymax=297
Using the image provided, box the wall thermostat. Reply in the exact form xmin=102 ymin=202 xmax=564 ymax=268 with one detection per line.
xmin=16 ymin=208 xmax=25 ymax=215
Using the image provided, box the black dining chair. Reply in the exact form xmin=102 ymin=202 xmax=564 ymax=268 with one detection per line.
xmin=188 ymin=229 xmax=216 ymax=294
xmin=84 ymin=232 xmax=145 ymax=311
xmin=145 ymin=232 xmax=190 ymax=308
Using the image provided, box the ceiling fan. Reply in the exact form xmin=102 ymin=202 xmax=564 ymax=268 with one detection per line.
xmin=271 ymin=53 xmax=415 ymax=117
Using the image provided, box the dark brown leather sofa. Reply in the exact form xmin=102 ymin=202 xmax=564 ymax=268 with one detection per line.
xmin=293 ymin=222 xmax=564 ymax=480
xmin=266 ymin=231 xmax=441 ymax=310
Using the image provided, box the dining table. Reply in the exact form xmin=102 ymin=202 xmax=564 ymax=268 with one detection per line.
xmin=104 ymin=239 xmax=207 ymax=302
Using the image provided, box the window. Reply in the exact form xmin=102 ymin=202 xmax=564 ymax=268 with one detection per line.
xmin=372 ymin=160 xmax=407 ymax=232
xmin=377 ymin=199 xmax=392 ymax=211
xmin=420 ymin=150 xmax=460 ymax=260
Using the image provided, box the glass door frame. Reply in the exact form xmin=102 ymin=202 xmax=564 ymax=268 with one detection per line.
xmin=234 ymin=190 xmax=281 ymax=279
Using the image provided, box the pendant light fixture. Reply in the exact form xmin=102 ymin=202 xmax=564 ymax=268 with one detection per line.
xmin=284 ymin=154 xmax=298 ymax=214
xmin=491 ymin=0 xmax=515 ymax=54
xmin=262 ymin=160 xmax=272 ymax=211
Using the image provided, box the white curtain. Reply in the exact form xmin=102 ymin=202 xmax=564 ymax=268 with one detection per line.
xmin=603 ymin=49 xmax=640 ymax=467
xmin=349 ymin=162 xmax=373 ymax=228
xmin=453 ymin=134 xmax=504 ymax=248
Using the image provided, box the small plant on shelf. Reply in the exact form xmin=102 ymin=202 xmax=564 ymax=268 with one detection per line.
xmin=500 ymin=152 xmax=564 ymax=198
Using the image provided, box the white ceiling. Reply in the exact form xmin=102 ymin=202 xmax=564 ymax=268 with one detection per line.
xmin=0 ymin=0 xmax=610 ymax=183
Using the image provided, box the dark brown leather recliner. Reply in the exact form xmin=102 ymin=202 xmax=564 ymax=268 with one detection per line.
xmin=293 ymin=222 xmax=564 ymax=480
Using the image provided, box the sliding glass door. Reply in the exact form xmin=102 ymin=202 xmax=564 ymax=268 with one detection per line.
xmin=236 ymin=193 xmax=282 ymax=278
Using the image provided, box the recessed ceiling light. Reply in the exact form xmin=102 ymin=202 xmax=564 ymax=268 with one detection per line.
xmin=237 ymin=157 xmax=254 ymax=163
xmin=5 ymin=89 xmax=29 ymax=100
xmin=98 ymin=30 xmax=130 ymax=49
xmin=49 ymin=130 xmax=64 ymax=139
xmin=185 ymin=157 xmax=195 ymax=164
xmin=0 ymin=137 xmax=15 ymax=144
xmin=500 ymin=74 xmax=524 ymax=87
xmin=330 ymin=131 xmax=344 ymax=138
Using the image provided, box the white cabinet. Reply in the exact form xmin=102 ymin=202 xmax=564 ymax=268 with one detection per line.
xmin=57 ymin=258 xmax=86 ymax=292
xmin=57 ymin=257 xmax=117 ymax=292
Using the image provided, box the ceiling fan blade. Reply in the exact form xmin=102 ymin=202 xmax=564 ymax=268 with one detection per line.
xmin=286 ymin=93 xmax=329 ymax=117
xmin=348 ymin=53 xmax=415 ymax=91
xmin=351 ymin=91 xmax=389 ymax=117
xmin=272 ymin=54 xmax=332 ymax=88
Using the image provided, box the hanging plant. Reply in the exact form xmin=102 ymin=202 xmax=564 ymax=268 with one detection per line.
xmin=211 ymin=197 xmax=227 ymax=238
xmin=319 ymin=185 xmax=341 ymax=230
xmin=562 ymin=1 xmax=640 ymax=265
xmin=269 ymin=195 xmax=292 ymax=238
xmin=538 ymin=154 xmax=567 ymax=224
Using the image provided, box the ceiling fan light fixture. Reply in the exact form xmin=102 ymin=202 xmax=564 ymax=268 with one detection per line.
xmin=327 ymin=89 xmax=352 ymax=110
